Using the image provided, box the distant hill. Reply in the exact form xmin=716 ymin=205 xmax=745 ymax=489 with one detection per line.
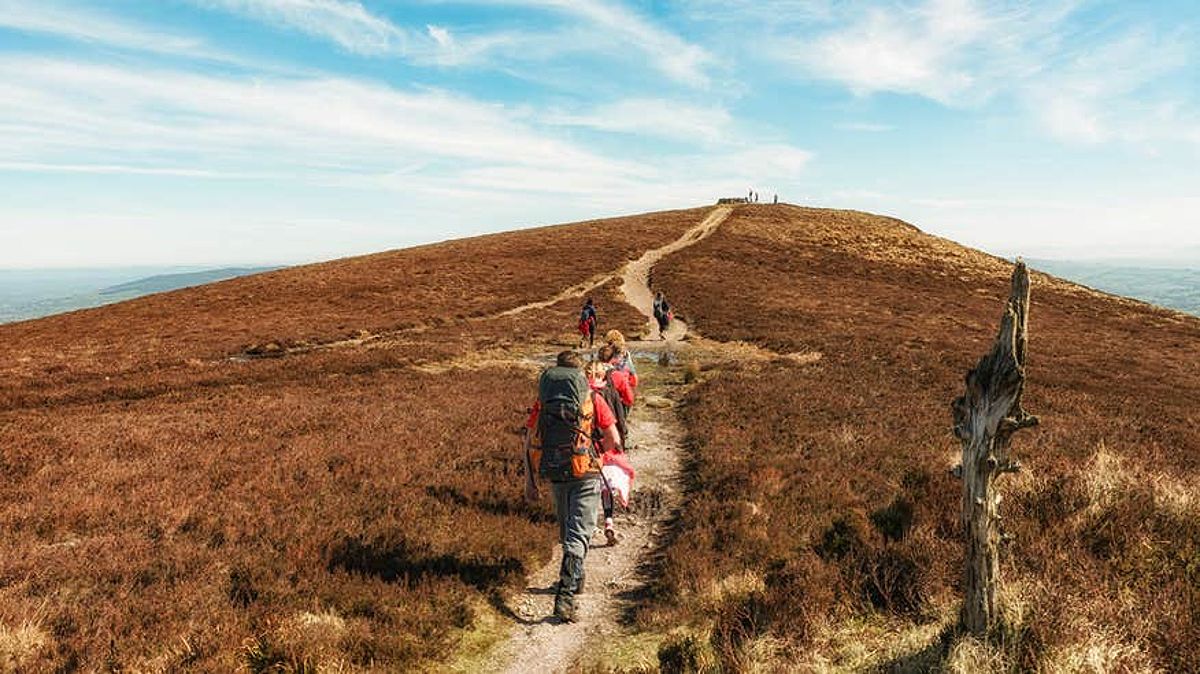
xmin=1027 ymin=258 xmax=1200 ymax=316
xmin=98 ymin=267 xmax=280 ymax=296
xmin=0 ymin=266 xmax=279 ymax=324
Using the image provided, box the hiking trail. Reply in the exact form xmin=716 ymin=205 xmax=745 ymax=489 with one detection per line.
xmin=238 ymin=207 xmax=731 ymax=361
xmin=459 ymin=207 xmax=731 ymax=673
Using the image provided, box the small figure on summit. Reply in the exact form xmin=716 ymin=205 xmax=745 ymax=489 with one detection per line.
xmin=524 ymin=351 xmax=621 ymax=623
xmin=653 ymin=292 xmax=673 ymax=340
xmin=578 ymin=297 xmax=598 ymax=349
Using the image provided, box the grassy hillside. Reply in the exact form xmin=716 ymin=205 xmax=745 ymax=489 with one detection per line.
xmin=2 ymin=203 xmax=1197 ymax=671
xmin=642 ymin=205 xmax=1200 ymax=671
xmin=0 ymin=208 xmax=703 ymax=671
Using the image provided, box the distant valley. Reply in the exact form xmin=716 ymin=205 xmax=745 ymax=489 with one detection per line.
xmin=1027 ymin=258 xmax=1200 ymax=316
xmin=0 ymin=266 xmax=279 ymax=324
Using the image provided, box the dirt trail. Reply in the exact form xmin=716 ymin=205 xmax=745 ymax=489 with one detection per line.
xmin=620 ymin=206 xmax=731 ymax=341
xmin=235 ymin=207 xmax=730 ymax=362
xmin=472 ymin=351 xmax=683 ymax=674
xmin=466 ymin=207 xmax=731 ymax=673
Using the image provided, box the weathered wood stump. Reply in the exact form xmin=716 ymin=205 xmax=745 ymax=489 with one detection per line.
xmin=951 ymin=261 xmax=1039 ymax=637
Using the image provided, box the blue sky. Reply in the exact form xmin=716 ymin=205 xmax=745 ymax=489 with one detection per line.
xmin=1 ymin=0 xmax=1198 ymax=267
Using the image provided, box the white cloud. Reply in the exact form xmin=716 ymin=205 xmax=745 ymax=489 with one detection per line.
xmin=837 ymin=122 xmax=895 ymax=132
xmin=770 ymin=0 xmax=1200 ymax=149
xmin=426 ymin=24 xmax=452 ymax=49
xmin=1020 ymin=29 xmax=1197 ymax=146
xmin=542 ymin=99 xmax=733 ymax=143
xmin=0 ymin=57 xmax=641 ymax=185
xmin=781 ymin=0 xmax=993 ymax=104
xmin=0 ymin=0 xmax=227 ymax=61
xmin=0 ymin=55 xmax=810 ymax=212
xmin=196 ymin=0 xmax=410 ymax=55
xmin=484 ymin=0 xmax=713 ymax=86
xmin=680 ymin=0 xmax=835 ymax=25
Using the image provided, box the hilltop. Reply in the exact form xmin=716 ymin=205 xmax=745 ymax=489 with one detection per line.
xmin=1 ymin=204 xmax=1197 ymax=671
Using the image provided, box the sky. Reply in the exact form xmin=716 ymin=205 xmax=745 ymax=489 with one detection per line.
xmin=1 ymin=0 xmax=1198 ymax=268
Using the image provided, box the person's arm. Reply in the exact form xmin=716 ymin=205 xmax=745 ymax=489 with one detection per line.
xmin=523 ymin=404 xmax=540 ymax=503
xmin=523 ymin=431 xmax=539 ymax=502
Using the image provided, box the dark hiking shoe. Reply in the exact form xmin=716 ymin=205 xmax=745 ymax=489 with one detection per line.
xmin=553 ymin=552 xmax=585 ymax=621
xmin=553 ymin=593 xmax=576 ymax=623
xmin=605 ymin=526 xmax=617 ymax=547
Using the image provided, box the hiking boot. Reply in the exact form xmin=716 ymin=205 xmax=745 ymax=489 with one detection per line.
xmin=553 ymin=552 xmax=585 ymax=622
xmin=604 ymin=519 xmax=617 ymax=547
xmin=553 ymin=592 xmax=576 ymax=623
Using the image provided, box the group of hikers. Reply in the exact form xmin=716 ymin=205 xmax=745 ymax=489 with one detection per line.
xmin=747 ymin=188 xmax=779 ymax=204
xmin=525 ymin=314 xmax=656 ymax=622
xmin=578 ymin=293 xmax=672 ymax=348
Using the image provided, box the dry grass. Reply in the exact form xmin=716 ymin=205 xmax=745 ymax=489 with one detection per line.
xmin=4 ymin=202 xmax=1197 ymax=670
xmin=643 ymin=204 xmax=1200 ymax=671
xmin=0 ymin=619 xmax=49 ymax=673
xmin=0 ymin=208 xmax=709 ymax=670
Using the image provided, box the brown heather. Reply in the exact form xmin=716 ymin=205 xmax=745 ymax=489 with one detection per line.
xmin=0 ymin=209 xmax=704 ymax=671
xmin=646 ymin=204 xmax=1200 ymax=671
xmin=3 ymin=203 xmax=1198 ymax=671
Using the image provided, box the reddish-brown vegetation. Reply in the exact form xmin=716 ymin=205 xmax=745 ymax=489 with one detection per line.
xmin=1 ymin=208 xmax=706 ymax=408
xmin=647 ymin=204 xmax=1200 ymax=669
xmin=0 ymin=208 xmax=706 ymax=670
xmin=5 ymin=201 xmax=1196 ymax=670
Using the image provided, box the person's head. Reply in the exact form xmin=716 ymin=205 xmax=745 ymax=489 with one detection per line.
xmin=556 ymin=350 xmax=584 ymax=369
xmin=585 ymin=297 xmax=594 ymax=307
xmin=584 ymin=360 xmax=606 ymax=383
xmin=655 ymin=291 xmax=663 ymax=300
xmin=597 ymin=345 xmax=616 ymax=363
xmin=605 ymin=329 xmax=626 ymax=350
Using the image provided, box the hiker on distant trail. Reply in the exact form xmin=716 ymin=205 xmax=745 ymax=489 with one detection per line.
xmin=603 ymin=330 xmax=638 ymax=390
xmin=578 ymin=298 xmax=598 ymax=349
xmin=523 ymin=350 xmax=621 ymax=622
xmin=773 ymin=193 xmax=778 ymax=204
xmin=585 ymin=360 xmax=635 ymax=547
xmin=653 ymin=292 xmax=672 ymax=339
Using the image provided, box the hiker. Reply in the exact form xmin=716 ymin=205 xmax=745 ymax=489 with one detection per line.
xmin=523 ymin=350 xmax=621 ymax=622
xmin=578 ymin=298 xmax=598 ymax=349
xmin=597 ymin=344 xmax=635 ymax=414
xmin=653 ymin=292 xmax=672 ymax=339
xmin=773 ymin=193 xmax=778 ymax=204
xmin=603 ymin=329 xmax=638 ymax=389
xmin=585 ymin=361 xmax=635 ymax=547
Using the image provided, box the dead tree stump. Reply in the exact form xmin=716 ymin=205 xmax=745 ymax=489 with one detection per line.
xmin=951 ymin=260 xmax=1039 ymax=637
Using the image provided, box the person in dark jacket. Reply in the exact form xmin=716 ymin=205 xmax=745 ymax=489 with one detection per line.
xmin=578 ymin=298 xmax=598 ymax=348
xmin=652 ymin=292 xmax=671 ymax=340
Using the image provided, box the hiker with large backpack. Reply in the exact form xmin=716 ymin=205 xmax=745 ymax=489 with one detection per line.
xmin=523 ymin=350 xmax=621 ymax=622
xmin=584 ymin=360 xmax=636 ymax=547
xmin=578 ymin=298 xmax=598 ymax=349
xmin=653 ymin=292 xmax=672 ymax=340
